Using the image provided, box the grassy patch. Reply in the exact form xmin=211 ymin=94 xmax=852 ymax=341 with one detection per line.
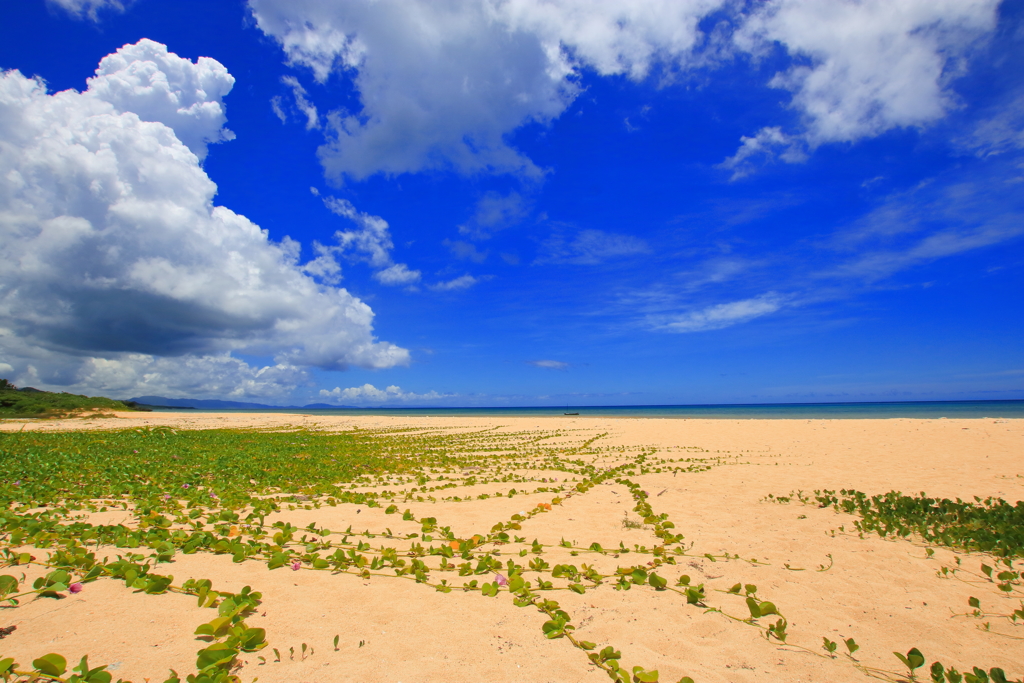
xmin=0 ymin=379 xmax=140 ymax=418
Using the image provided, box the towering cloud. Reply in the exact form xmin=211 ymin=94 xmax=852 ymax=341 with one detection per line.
xmin=0 ymin=40 xmax=408 ymax=397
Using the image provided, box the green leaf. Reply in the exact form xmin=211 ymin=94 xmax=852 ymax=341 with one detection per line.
xmin=542 ymin=620 xmax=563 ymax=638
xmin=968 ymin=596 xmax=980 ymax=609
xmin=195 ymin=616 xmax=232 ymax=637
xmin=33 ymin=653 xmax=68 ymax=677
xmin=85 ymin=668 xmax=112 ymax=683
xmin=569 ymin=583 xmax=586 ymax=594
xmin=844 ymin=638 xmax=859 ymax=655
xmin=0 ymin=575 xmax=19 ymax=597
xmin=578 ymin=641 xmax=596 ymax=651
xmin=632 ymin=665 xmax=659 ymax=682
xmin=239 ymin=627 xmax=268 ymax=652
xmin=758 ymin=601 xmax=778 ymax=616
xmin=196 ymin=643 xmax=238 ymax=670
xmin=745 ymin=596 xmax=761 ymax=619
xmin=648 ymin=573 xmax=667 ymax=590
xmin=0 ymin=658 xmax=16 ymax=676
xmin=727 ymin=583 xmax=741 ymax=594
xmin=894 ymin=648 xmax=925 ymax=672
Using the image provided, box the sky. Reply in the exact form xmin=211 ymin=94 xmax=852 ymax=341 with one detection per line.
xmin=0 ymin=0 xmax=1022 ymax=407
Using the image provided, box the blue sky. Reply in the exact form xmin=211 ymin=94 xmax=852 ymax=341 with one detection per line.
xmin=1 ymin=0 xmax=1022 ymax=406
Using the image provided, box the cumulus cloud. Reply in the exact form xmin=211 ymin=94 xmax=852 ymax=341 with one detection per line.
xmin=0 ymin=40 xmax=408 ymax=398
xmin=536 ymin=229 xmax=651 ymax=265
xmin=527 ymin=359 xmax=569 ymax=370
xmin=429 ymin=274 xmax=483 ymax=292
xmin=319 ymin=383 xmax=453 ymax=402
xmin=248 ymin=0 xmax=999 ymax=180
xmin=247 ymin=0 xmax=727 ymax=181
xmin=84 ymin=39 xmax=236 ymax=161
xmin=47 ymin=0 xmax=132 ymax=22
xmin=652 ymin=294 xmax=784 ymax=333
xmin=731 ymin=0 xmax=999 ymax=159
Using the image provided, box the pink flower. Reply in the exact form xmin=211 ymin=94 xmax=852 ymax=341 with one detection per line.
xmin=163 ymin=494 xmax=171 ymax=500
xmin=291 ymin=561 xmax=301 ymax=571
xmin=182 ymin=484 xmax=190 ymax=489
xmin=495 ymin=573 xmax=508 ymax=587
xmin=69 ymin=583 xmax=83 ymax=594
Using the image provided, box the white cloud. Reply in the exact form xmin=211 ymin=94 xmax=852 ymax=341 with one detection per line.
xmin=248 ymin=0 xmax=999 ymax=180
xmin=428 ymin=274 xmax=483 ymax=292
xmin=318 ymin=195 xmax=421 ymax=285
xmin=0 ymin=40 xmax=409 ymax=399
xmin=537 ymin=229 xmax=651 ymax=265
xmin=444 ymin=239 xmax=489 ymax=263
xmin=281 ymin=75 xmax=320 ymax=130
xmin=270 ymin=96 xmax=288 ymax=123
xmin=247 ymin=0 xmax=724 ymax=181
xmin=321 ymin=197 xmax=394 ymax=268
xmin=527 ymin=360 xmax=569 ymax=370
xmin=820 ymin=164 xmax=1024 ymax=282
xmin=373 ymin=263 xmax=421 ymax=286
xmin=956 ymin=92 xmax=1024 ymax=158
xmin=85 ymin=39 xmax=236 ymax=161
xmin=319 ymin=383 xmax=453 ymax=402
xmin=653 ymin=294 xmax=784 ymax=333
xmin=734 ymin=0 xmax=998 ymax=146
xmin=47 ymin=0 xmax=131 ymax=22
xmin=458 ymin=191 xmax=530 ymax=240
xmin=718 ymin=126 xmax=807 ymax=180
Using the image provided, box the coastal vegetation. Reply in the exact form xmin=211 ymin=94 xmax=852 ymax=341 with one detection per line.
xmin=0 ymin=425 xmax=1020 ymax=683
xmin=0 ymin=380 xmax=140 ymax=418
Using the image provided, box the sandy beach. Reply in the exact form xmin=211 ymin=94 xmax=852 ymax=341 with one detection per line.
xmin=2 ymin=412 xmax=1022 ymax=683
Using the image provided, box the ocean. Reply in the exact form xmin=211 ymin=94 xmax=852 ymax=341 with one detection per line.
xmin=153 ymin=399 xmax=1024 ymax=419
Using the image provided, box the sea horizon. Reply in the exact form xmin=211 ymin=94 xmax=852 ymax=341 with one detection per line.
xmin=146 ymin=398 xmax=1024 ymax=419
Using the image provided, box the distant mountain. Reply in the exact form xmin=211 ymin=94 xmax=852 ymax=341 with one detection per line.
xmin=128 ymin=396 xmax=360 ymax=410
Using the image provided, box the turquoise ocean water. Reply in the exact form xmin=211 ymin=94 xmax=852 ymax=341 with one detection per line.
xmin=156 ymin=400 xmax=1024 ymax=419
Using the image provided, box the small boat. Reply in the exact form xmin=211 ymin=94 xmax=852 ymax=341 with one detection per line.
xmin=564 ymin=412 xmax=579 ymax=415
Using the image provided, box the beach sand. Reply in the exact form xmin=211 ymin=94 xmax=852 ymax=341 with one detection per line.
xmin=2 ymin=412 xmax=1022 ymax=682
